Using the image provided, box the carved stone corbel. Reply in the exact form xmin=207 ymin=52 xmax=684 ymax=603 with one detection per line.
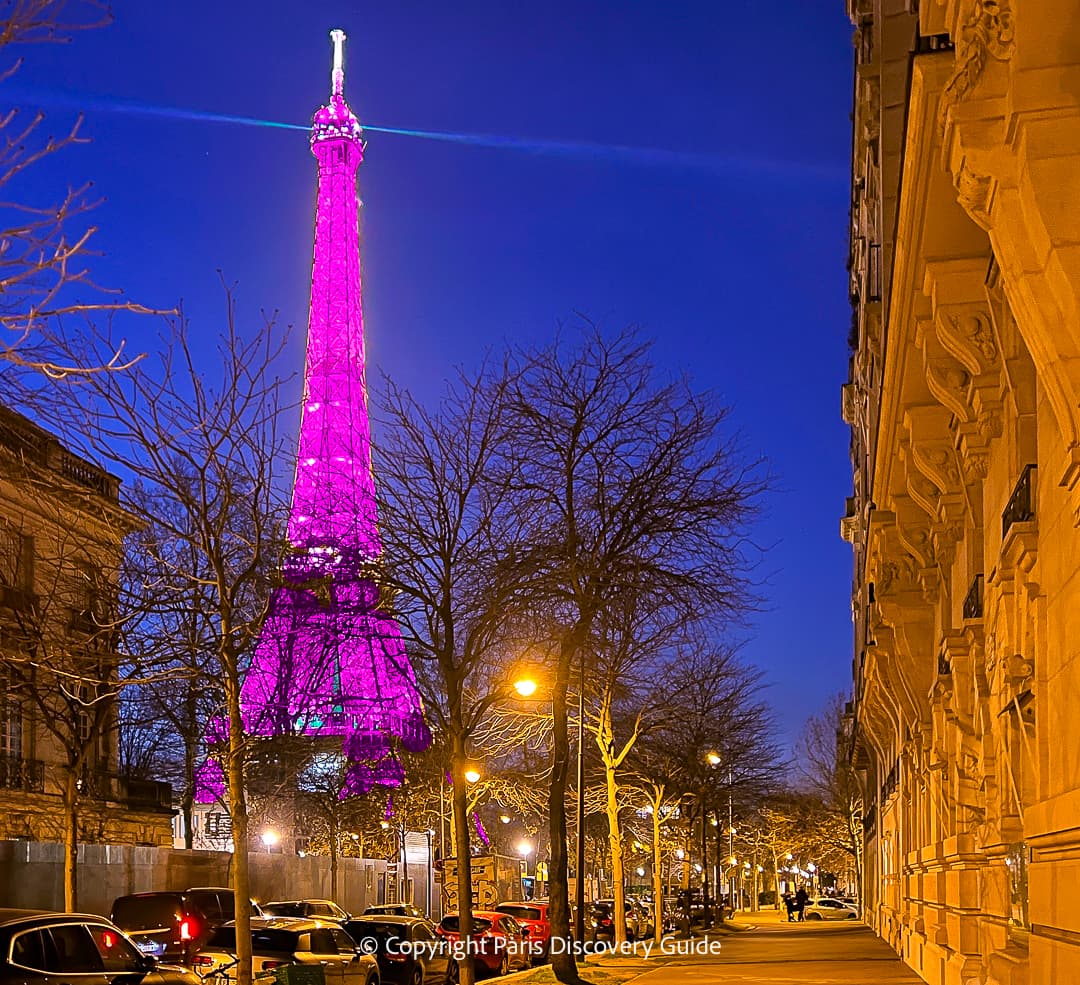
xmin=938 ymin=0 xmax=1015 ymax=132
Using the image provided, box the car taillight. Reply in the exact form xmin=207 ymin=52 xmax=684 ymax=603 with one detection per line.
xmin=101 ymin=931 xmax=118 ymax=949
xmin=192 ymin=956 xmax=214 ymax=967
xmin=601 ymin=919 xmax=612 ymax=927
xmin=180 ymin=919 xmax=197 ymax=942
xmin=261 ymin=961 xmax=287 ymax=970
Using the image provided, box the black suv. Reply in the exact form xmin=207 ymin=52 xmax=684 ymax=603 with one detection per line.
xmin=110 ymin=888 xmax=254 ymax=965
xmin=0 ymin=909 xmax=198 ymax=985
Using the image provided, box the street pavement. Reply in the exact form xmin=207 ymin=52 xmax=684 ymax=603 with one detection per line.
xmin=588 ymin=910 xmax=923 ymax=985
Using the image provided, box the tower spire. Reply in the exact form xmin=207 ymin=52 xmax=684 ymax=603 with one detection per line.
xmin=330 ymin=28 xmax=345 ymax=97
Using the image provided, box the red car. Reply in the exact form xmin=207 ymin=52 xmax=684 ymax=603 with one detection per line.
xmin=436 ymin=912 xmax=532 ymax=976
xmin=493 ymin=903 xmax=550 ymax=964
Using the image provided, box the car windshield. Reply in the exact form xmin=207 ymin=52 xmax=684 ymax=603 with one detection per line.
xmin=261 ymin=903 xmax=306 ymax=918
xmin=439 ymin=917 xmax=491 ymax=934
xmin=206 ymin=927 xmax=299 ymax=953
xmin=344 ymin=923 xmax=402 ymax=949
xmin=496 ymin=906 xmax=541 ymax=921
xmin=111 ymin=896 xmax=183 ymax=931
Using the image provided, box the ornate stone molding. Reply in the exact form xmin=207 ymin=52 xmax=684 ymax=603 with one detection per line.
xmin=938 ymin=0 xmax=1015 ymax=130
xmin=936 ymin=307 xmax=999 ymax=376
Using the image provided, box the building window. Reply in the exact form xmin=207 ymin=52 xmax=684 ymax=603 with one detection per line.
xmin=206 ymin=812 xmax=232 ymax=838
xmin=0 ymin=670 xmax=22 ymax=759
xmin=1006 ymin=842 xmax=1029 ymax=929
xmin=0 ymin=521 xmax=25 ymax=588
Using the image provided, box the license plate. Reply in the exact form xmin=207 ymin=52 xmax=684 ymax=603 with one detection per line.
xmin=137 ymin=943 xmax=163 ymax=955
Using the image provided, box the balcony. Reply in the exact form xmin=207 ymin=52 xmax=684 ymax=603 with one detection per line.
xmin=78 ymin=772 xmax=172 ymax=811
xmin=0 ymin=756 xmax=46 ymax=793
xmin=963 ymin=574 xmax=984 ymax=620
xmin=1002 ymin=465 xmax=1037 ymax=539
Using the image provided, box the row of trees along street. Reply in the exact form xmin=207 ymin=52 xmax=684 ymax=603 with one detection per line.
xmin=1 ymin=5 xmax=855 ymax=985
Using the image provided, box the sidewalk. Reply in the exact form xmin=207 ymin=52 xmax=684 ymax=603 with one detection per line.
xmin=501 ymin=912 xmax=922 ymax=985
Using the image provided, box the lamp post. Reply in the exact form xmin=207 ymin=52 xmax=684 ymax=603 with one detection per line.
xmin=261 ymin=829 xmax=278 ymax=854
xmin=575 ymin=655 xmax=586 ymax=947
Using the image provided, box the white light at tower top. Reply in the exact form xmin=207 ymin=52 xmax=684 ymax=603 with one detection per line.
xmin=330 ymin=28 xmax=346 ymax=96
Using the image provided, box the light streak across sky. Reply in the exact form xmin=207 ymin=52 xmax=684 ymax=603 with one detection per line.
xmin=9 ymin=87 xmax=845 ymax=182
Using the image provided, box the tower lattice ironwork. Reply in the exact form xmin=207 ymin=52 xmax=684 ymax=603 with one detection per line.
xmin=200 ymin=29 xmax=429 ymax=801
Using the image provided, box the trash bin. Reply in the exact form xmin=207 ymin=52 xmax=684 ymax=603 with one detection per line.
xmin=273 ymin=966 xmax=325 ymax=985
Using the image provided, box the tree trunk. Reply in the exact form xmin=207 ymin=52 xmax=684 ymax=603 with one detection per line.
xmin=224 ymin=661 xmax=253 ymax=985
xmin=183 ymin=730 xmax=196 ymax=851
xmin=651 ymin=794 xmax=663 ymax=944
xmin=547 ymin=635 xmax=578 ymax=983
xmin=63 ymin=773 xmax=79 ymax=911
xmin=330 ymin=816 xmax=339 ymax=901
xmin=604 ymin=760 xmax=626 ymax=945
xmin=451 ymin=733 xmax=477 ymax=985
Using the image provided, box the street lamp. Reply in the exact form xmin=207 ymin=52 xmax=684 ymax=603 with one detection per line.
xmin=519 ymin=840 xmax=533 ymax=872
xmin=513 ymin=676 xmax=539 ymax=698
xmin=500 ymin=814 xmax=512 ymax=824
xmin=464 ymin=766 xmax=482 ymax=784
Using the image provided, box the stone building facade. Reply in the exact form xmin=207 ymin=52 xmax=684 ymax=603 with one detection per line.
xmin=0 ymin=405 xmax=173 ymax=847
xmin=842 ymin=2 xmax=1080 ymax=983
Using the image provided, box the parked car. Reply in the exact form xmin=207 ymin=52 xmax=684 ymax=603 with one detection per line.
xmin=193 ymin=917 xmax=379 ymax=985
xmin=363 ymin=905 xmax=428 ymax=921
xmin=260 ymin=901 xmax=350 ymax=924
xmin=0 ymin=909 xmax=199 ymax=985
xmin=595 ymin=898 xmax=653 ymax=940
xmin=344 ymin=915 xmax=455 ymax=985
xmin=435 ymin=913 xmax=531 ymax=977
xmin=803 ymin=898 xmax=858 ymax=921
xmin=573 ymin=903 xmax=615 ymax=945
xmin=492 ymin=903 xmax=550 ymax=964
xmin=111 ymin=889 xmax=256 ymax=965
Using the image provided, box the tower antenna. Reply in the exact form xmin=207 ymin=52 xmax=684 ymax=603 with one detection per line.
xmin=330 ymin=28 xmax=346 ymax=96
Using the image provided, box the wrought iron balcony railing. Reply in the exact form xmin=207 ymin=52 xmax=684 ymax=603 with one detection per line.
xmin=0 ymin=756 xmax=46 ymax=793
xmin=963 ymin=574 xmax=984 ymax=620
xmin=78 ymin=771 xmax=172 ymax=810
xmin=1002 ymin=464 xmax=1037 ymax=539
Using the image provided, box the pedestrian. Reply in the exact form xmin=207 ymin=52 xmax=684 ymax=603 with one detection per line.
xmin=783 ymin=892 xmax=796 ymax=922
xmin=795 ymin=886 xmax=809 ymax=922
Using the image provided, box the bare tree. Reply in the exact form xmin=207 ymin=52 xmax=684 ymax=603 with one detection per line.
xmin=580 ymin=599 xmax=681 ymax=945
xmin=0 ymin=1 xmax=161 ymax=381
xmin=24 ymin=303 xmax=293 ymax=985
xmin=501 ymin=326 xmax=764 ymax=982
xmin=374 ymin=367 xmax=532 ymax=985
xmin=796 ymin=693 xmax=863 ymax=893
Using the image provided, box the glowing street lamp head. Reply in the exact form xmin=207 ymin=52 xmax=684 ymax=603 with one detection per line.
xmin=675 ymin=848 xmax=685 ymax=860
xmin=464 ymin=767 xmax=481 ymax=784
xmin=500 ymin=814 xmax=512 ymax=824
xmin=518 ymin=841 xmax=533 ymax=857
xmin=261 ymin=830 xmax=279 ymax=848
xmin=705 ymin=751 xmax=722 ymax=766
xmin=636 ymin=867 xmax=645 ymax=877
xmin=513 ymin=677 xmax=539 ymax=698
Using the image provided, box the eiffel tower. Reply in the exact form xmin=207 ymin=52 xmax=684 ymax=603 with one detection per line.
xmin=214 ymin=30 xmax=430 ymax=798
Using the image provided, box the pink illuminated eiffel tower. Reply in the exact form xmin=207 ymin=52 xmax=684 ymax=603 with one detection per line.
xmin=209 ymin=30 xmax=429 ymax=797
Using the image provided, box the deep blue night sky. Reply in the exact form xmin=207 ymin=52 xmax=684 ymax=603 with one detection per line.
xmin=10 ymin=0 xmax=855 ymax=753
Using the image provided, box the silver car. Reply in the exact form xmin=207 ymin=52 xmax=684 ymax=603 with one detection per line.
xmin=193 ymin=917 xmax=378 ymax=985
